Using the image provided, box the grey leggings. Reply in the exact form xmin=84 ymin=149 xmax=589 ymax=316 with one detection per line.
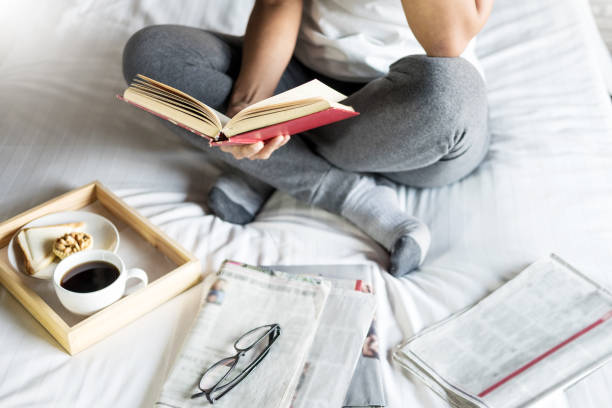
xmin=122 ymin=25 xmax=489 ymax=214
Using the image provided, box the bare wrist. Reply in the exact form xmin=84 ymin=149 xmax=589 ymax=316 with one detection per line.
xmin=231 ymin=76 xmax=275 ymax=107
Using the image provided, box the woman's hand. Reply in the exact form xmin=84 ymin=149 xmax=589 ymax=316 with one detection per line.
xmin=220 ymin=98 xmax=291 ymax=160
xmin=220 ymin=135 xmax=291 ymax=160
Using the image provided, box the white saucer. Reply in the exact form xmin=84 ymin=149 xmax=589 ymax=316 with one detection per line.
xmin=8 ymin=211 xmax=120 ymax=280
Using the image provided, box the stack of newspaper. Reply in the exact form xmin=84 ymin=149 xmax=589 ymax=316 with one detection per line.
xmin=156 ymin=261 xmax=377 ymax=408
xmin=393 ymin=254 xmax=612 ymax=408
xmin=270 ymin=264 xmax=386 ymax=408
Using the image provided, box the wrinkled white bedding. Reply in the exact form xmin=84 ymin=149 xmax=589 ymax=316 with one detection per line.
xmin=1 ymin=0 xmax=612 ymax=407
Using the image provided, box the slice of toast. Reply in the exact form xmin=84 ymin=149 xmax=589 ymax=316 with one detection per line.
xmin=16 ymin=222 xmax=85 ymax=275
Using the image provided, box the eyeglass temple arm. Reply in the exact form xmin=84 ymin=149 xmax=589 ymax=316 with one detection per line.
xmin=191 ymin=390 xmax=206 ymax=400
xmin=191 ymin=389 xmax=216 ymax=405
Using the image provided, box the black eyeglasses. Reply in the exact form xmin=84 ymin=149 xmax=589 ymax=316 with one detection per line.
xmin=191 ymin=323 xmax=281 ymax=404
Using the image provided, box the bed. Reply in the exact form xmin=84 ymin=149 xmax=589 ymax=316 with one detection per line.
xmin=1 ymin=0 xmax=611 ymax=407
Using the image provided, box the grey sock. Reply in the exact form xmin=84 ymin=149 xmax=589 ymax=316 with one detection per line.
xmin=340 ymin=177 xmax=431 ymax=276
xmin=207 ymin=172 xmax=275 ymax=225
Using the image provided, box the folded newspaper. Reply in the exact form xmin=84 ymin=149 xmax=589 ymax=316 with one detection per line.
xmin=269 ymin=264 xmax=384 ymax=407
xmin=393 ymin=254 xmax=612 ymax=408
xmin=156 ymin=261 xmax=331 ymax=408
xmin=156 ymin=261 xmax=376 ymax=408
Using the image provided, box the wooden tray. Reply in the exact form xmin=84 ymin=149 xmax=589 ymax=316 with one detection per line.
xmin=0 ymin=181 xmax=201 ymax=355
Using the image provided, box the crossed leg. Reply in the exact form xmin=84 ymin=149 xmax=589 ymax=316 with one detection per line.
xmin=122 ymin=25 xmax=489 ymax=275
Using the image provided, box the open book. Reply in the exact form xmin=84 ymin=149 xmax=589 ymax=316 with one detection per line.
xmin=118 ymin=74 xmax=359 ymax=146
xmin=393 ymin=254 xmax=612 ymax=408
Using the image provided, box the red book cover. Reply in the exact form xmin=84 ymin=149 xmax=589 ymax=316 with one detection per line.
xmin=117 ymin=95 xmax=359 ymax=146
xmin=211 ymin=108 xmax=359 ymax=146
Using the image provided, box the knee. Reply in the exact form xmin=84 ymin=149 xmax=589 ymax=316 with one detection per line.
xmin=122 ymin=25 xmax=231 ymax=85
xmin=122 ymin=25 xmax=166 ymax=84
xmin=389 ymin=55 xmax=486 ymax=103
xmin=390 ymin=55 xmax=488 ymax=153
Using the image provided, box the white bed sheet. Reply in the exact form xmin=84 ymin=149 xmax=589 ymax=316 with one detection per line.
xmin=1 ymin=0 xmax=612 ymax=407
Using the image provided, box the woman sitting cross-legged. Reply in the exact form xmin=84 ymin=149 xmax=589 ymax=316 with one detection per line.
xmin=122 ymin=0 xmax=492 ymax=276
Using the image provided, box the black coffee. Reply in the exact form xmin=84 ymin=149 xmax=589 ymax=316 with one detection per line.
xmin=60 ymin=261 xmax=120 ymax=293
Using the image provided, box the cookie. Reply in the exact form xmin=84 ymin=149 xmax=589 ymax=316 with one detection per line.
xmin=53 ymin=232 xmax=93 ymax=260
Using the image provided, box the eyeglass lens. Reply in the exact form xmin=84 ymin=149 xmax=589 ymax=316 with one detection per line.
xmin=234 ymin=324 xmax=277 ymax=350
xmin=199 ymin=356 xmax=238 ymax=391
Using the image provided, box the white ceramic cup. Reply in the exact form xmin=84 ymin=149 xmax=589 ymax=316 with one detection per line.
xmin=53 ymin=249 xmax=148 ymax=315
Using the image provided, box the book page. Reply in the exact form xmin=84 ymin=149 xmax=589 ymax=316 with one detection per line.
xmin=395 ymin=255 xmax=612 ymax=408
xmin=127 ymin=88 xmax=217 ymax=126
xmin=232 ymin=101 xmax=316 ymax=121
xmin=221 ymin=80 xmax=352 ymax=136
xmin=244 ymin=80 xmax=348 ymax=111
xmin=132 ymin=74 xmax=222 ymax=130
xmin=130 ymin=82 xmax=216 ymax=123
xmin=222 ymin=99 xmax=333 ymax=137
xmin=156 ymin=261 xmax=331 ymax=408
xmin=214 ymin=108 xmax=230 ymax=127
xmin=123 ymin=89 xmax=220 ymax=138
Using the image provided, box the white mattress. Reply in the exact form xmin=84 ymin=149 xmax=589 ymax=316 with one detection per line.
xmin=1 ymin=0 xmax=612 ymax=407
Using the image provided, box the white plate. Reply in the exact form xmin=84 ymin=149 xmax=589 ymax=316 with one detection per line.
xmin=8 ymin=211 xmax=119 ymax=280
